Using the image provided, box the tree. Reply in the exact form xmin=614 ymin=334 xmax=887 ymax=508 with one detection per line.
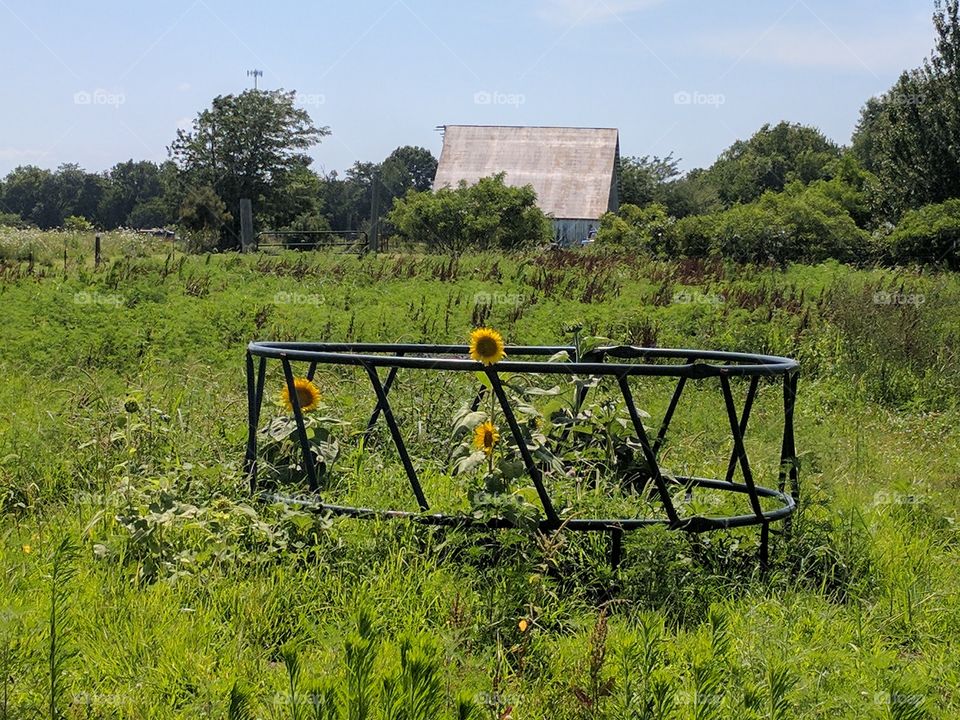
xmin=97 ymin=160 xmax=168 ymax=228
xmin=388 ymin=174 xmax=551 ymax=253
xmin=703 ymin=122 xmax=840 ymax=206
xmin=169 ymin=89 xmax=328 ymax=248
xmin=380 ymin=146 xmax=437 ymax=193
xmin=851 ymin=1 xmax=960 ymax=216
xmin=618 ymin=154 xmax=681 ymax=207
xmin=885 ymin=198 xmax=960 ymax=267
xmin=179 ymin=185 xmax=232 ymax=252
xmin=1 ymin=166 xmax=51 ymax=223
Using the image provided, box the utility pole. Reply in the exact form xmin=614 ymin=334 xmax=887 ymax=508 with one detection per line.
xmin=246 ymin=69 xmax=263 ymax=90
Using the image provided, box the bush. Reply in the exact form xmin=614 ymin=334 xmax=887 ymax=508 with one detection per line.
xmin=388 ymin=173 xmax=552 ymax=253
xmin=885 ymin=199 xmax=960 ymax=268
xmin=594 ymin=203 xmax=672 ymax=250
xmin=671 ymin=183 xmax=870 ymax=263
xmin=0 ymin=212 xmax=30 ymax=228
xmin=63 ymin=215 xmax=94 ymax=232
xmin=128 ymin=197 xmax=173 ymax=229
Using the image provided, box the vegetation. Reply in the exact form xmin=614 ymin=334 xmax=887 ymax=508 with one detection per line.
xmin=389 ymin=174 xmax=552 ymax=253
xmin=0 ymin=232 xmax=958 ymax=717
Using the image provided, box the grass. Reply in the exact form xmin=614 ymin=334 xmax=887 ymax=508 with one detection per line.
xmin=0 ymin=233 xmax=958 ymax=718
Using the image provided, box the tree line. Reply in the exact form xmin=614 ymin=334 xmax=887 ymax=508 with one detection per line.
xmin=2 ymin=0 xmax=959 ymax=266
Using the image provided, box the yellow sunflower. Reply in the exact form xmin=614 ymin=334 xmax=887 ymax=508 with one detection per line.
xmin=473 ymin=420 xmax=500 ymax=456
xmin=469 ymin=327 xmax=506 ymax=366
xmin=280 ymin=377 xmax=321 ymax=413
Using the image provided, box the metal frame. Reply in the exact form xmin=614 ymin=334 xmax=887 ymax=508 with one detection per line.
xmin=255 ymin=230 xmax=369 ymax=253
xmin=244 ymin=342 xmax=800 ymax=567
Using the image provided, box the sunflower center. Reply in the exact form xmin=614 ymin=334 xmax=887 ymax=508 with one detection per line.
xmin=476 ymin=336 xmax=498 ymax=357
xmin=483 ymin=429 xmax=494 ymax=448
xmin=297 ymin=388 xmax=315 ymax=407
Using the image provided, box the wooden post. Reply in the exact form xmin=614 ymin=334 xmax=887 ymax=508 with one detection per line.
xmin=240 ymin=199 xmax=254 ymax=252
xmin=94 ymin=233 xmax=101 ymax=268
xmin=368 ymin=172 xmax=380 ymax=253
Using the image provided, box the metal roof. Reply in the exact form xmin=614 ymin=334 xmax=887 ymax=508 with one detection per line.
xmin=433 ymin=125 xmax=620 ymax=220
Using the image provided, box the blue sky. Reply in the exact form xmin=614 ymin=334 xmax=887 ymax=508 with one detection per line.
xmin=0 ymin=0 xmax=937 ymax=177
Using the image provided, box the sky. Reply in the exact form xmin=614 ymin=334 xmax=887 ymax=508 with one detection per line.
xmin=0 ymin=0 xmax=939 ymax=177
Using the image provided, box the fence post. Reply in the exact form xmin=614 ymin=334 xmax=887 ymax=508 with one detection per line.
xmin=94 ymin=233 xmax=101 ymax=268
xmin=240 ymin=199 xmax=254 ymax=252
xmin=368 ymin=172 xmax=380 ymax=253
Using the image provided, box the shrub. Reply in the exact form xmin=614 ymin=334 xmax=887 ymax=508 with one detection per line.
xmin=63 ymin=215 xmax=93 ymax=232
xmin=388 ymin=173 xmax=552 ymax=253
xmin=594 ymin=203 xmax=672 ymax=250
xmin=671 ymin=183 xmax=870 ymax=263
xmin=885 ymin=198 xmax=960 ymax=268
xmin=0 ymin=212 xmax=31 ymax=228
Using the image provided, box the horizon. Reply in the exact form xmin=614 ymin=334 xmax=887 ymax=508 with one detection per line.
xmin=0 ymin=0 xmax=937 ymax=177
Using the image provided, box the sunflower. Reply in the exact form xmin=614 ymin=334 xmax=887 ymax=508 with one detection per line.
xmin=280 ymin=377 xmax=321 ymax=413
xmin=473 ymin=420 xmax=500 ymax=456
xmin=469 ymin=327 xmax=506 ymax=366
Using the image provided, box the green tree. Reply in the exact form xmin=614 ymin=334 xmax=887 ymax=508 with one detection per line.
xmin=179 ymin=185 xmax=233 ymax=252
xmin=851 ymin=1 xmax=960 ymax=216
xmin=381 ymin=145 xmax=437 ymax=193
xmin=96 ymin=160 xmax=171 ymax=228
xmin=169 ymin=89 xmax=328 ymax=248
xmin=388 ymin=174 xmax=551 ymax=253
xmin=0 ymin=166 xmax=51 ymax=223
xmin=703 ymin=122 xmax=840 ymax=206
xmin=885 ymin=198 xmax=960 ymax=267
xmin=618 ymin=154 xmax=681 ymax=207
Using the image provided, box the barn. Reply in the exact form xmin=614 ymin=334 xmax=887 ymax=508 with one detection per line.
xmin=432 ymin=125 xmax=620 ymax=246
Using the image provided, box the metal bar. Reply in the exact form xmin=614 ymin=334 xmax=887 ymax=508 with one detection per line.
xmin=724 ymin=376 xmax=759 ymax=484
xmin=244 ymin=351 xmax=257 ymax=490
xmin=719 ymin=375 xmax=764 ymax=519
xmin=364 ymin=364 xmax=429 ymax=511
xmin=616 ymin=375 xmax=681 ymax=526
xmin=306 ymin=361 xmax=318 ymax=381
xmin=246 ymin=355 xmax=268 ymax=492
xmin=609 ymin=528 xmax=624 ymax=570
xmin=652 ymin=376 xmax=687 ymax=458
xmin=486 ymin=369 xmax=559 ymax=526
xmin=280 ymin=357 xmax=320 ymax=492
xmin=365 ymin=355 xmax=404 ymax=439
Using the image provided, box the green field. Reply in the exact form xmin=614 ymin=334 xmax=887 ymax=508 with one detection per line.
xmin=1 ymin=229 xmax=959 ymax=719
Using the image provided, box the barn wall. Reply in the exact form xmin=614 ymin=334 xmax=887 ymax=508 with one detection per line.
xmin=553 ymin=218 xmax=599 ymax=246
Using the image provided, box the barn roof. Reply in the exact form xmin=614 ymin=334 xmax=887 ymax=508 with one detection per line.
xmin=433 ymin=125 xmax=620 ymax=220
